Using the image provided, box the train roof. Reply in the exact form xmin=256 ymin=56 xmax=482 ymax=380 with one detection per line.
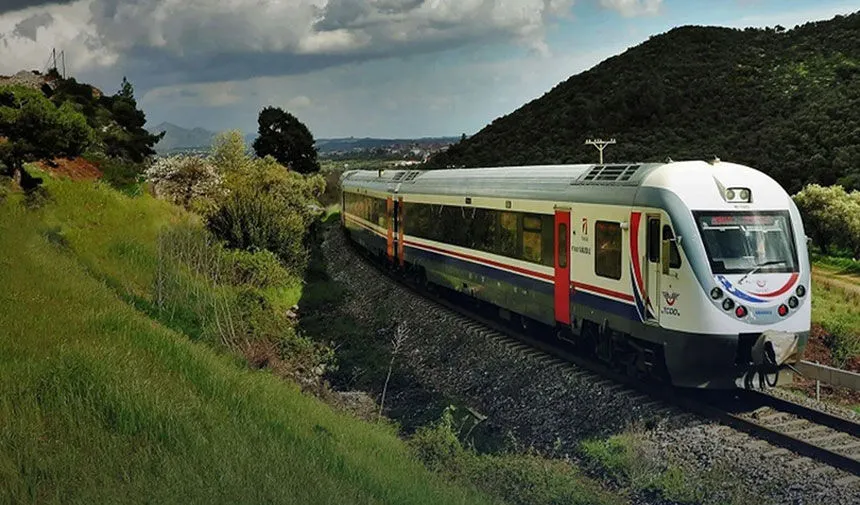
xmin=340 ymin=160 xmax=792 ymax=209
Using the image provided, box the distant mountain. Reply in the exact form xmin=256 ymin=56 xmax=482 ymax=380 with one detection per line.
xmin=429 ymin=12 xmax=860 ymax=194
xmin=149 ymin=123 xmax=458 ymax=156
xmin=150 ymin=122 xmax=219 ymax=154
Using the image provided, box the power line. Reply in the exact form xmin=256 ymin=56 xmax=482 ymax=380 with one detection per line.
xmin=585 ymin=138 xmax=616 ymax=164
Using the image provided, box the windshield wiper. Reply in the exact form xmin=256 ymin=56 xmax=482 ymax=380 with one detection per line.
xmin=738 ymin=260 xmax=787 ymax=284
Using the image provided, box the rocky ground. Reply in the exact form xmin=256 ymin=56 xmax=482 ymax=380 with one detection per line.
xmin=321 ymin=226 xmax=860 ymax=505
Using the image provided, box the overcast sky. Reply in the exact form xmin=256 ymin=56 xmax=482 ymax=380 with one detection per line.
xmin=0 ymin=0 xmax=857 ymax=138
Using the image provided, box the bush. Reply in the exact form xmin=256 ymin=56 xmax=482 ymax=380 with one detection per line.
xmin=207 ymin=190 xmax=309 ymax=275
xmin=320 ymin=169 xmax=343 ymax=207
xmin=221 ymin=248 xmax=291 ymax=289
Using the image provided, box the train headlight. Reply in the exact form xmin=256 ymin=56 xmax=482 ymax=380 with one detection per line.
xmin=722 ymin=298 xmax=735 ymax=311
xmin=788 ymin=296 xmax=799 ymax=309
xmin=724 ymin=187 xmax=751 ymax=203
xmin=778 ymin=304 xmax=789 ymax=317
xmin=710 ymin=287 xmax=723 ymax=300
xmin=735 ymin=306 xmax=748 ymax=318
xmin=796 ymin=285 xmax=806 ymax=297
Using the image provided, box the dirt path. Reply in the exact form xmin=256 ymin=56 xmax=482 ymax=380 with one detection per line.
xmin=812 ymin=265 xmax=860 ymax=297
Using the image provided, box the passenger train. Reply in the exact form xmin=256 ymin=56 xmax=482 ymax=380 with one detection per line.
xmin=339 ymin=160 xmax=811 ymax=389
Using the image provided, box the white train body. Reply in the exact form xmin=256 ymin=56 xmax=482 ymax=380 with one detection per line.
xmin=340 ymin=160 xmax=811 ymax=388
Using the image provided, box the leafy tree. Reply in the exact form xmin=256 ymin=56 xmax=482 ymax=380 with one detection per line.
xmin=100 ymin=77 xmax=164 ymax=163
xmin=252 ymin=106 xmax=319 ymax=174
xmin=212 ymin=130 xmax=251 ymax=183
xmin=793 ymin=184 xmax=860 ymax=257
xmin=0 ymin=86 xmax=92 ymax=188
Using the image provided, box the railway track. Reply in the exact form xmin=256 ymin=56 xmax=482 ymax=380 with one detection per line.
xmin=346 ymin=236 xmax=860 ymax=481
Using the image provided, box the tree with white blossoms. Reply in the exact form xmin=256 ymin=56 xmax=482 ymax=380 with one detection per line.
xmin=144 ymin=155 xmax=224 ymax=214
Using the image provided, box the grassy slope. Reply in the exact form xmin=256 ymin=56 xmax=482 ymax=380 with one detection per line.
xmin=0 ymin=179 xmax=494 ymax=504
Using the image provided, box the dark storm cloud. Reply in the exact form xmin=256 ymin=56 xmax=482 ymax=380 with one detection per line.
xmin=12 ymin=12 xmax=53 ymax=41
xmin=0 ymin=0 xmax=73 ymax=15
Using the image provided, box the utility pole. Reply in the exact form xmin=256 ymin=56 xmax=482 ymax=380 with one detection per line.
xmin=61 ymin=50 xmax=66 ymax=78
xmin=585 ymin=138 xmax=616 ymax=165
xmin=52 ymin=48 xmax=57 ymax=73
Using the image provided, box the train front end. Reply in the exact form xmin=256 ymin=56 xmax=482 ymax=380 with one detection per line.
xmin=642 ymin=161 xmax=811 ymax=389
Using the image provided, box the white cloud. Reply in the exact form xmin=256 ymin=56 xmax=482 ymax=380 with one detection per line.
xmin=1 ymin=0 xmax=656 ymax=81
xmin=599 ymin=0 xmax=662 ymax=17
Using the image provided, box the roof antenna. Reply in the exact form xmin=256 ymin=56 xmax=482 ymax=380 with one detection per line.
xmin=710 ymin=156 xmax=721 ymax=165
xmin=665 ymin=156 xmax=674 ymax=163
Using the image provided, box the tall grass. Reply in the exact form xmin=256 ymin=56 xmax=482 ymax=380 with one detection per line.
xmin=0 ymin=184 xmax=496 ymax=504
xmin=812 ymin=280 xmax=860 ymax=366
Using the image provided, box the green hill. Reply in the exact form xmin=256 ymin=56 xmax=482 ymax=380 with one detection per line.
xmin=429 ymin=12 xmax=860 ymax=194
xmin=0 ymin=173 xmax=497 ymax=504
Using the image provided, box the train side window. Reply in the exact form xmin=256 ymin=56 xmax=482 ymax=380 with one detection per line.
xmin=595 ymin=221 xmax=622 ymax=280
xmin=647 ymin=218 xmax=660 ymax=263
xmin=558 ymin=223 xmax=568 ymax=268
xmin=663 ymin=225 xmax=682 ymax=268
xmin=499 ymin=212 xmax=518 ymax=257
xmin=541 ymin=215 xmax=555 ymax=267
xmin=521 ymin=214 xmax=542 ymax=264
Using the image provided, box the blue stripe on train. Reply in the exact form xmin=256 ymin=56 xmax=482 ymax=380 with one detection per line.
xmin=405 ymin=244 xmax=553 ymax=295
xmin=406 ymin=243 xmax=638 ymax=322
xmin=573 ymin=290 xmax=639 ymax=321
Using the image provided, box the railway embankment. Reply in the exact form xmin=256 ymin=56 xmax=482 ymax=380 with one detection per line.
xmin=317 ymin=221 xmax=860 ymax=505
xmin=0 ymin=173 xmax=508 ymax=505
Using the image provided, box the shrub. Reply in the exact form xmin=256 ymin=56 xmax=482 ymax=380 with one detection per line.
xmin=207 ymin=189 xmax=309 ymax=275
xmin=221 ymin=248 xmax=291 ymax=289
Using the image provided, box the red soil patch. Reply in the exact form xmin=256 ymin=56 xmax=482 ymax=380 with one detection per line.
xmin=35 ymin=157 xmax=102 ymax=181
xmin=783 ymin=323 xmax=860 ymax=409
xmin=803 ymin=323 xmax=860 ymax=373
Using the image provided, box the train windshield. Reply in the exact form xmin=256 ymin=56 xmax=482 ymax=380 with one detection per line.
xmin=693 ymin=211 xmax=798 ymax=275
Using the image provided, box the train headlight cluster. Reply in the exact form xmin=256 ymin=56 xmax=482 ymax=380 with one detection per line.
xmin=724 ymin=187 xmax=752 ymax=203
xmin=735 ymin=306 xmax=748 ymax=318
xmin=796 ymin=285 xmax=806 ymax=297
xmin=778 ymin=304 xmax=789 ymax=317
xmin=722 ymin=298 xmax=735 ymax=311
xmin=788 ymin=296 xmax=799 ymax=309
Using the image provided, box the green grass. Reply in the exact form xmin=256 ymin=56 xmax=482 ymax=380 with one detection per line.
xmin=411 ymin=408 xmax=622 ymax=505
xmin=811 ymin=268 xmax=860 ymax=366
xmin=811 ymin=252 xmax=860 ymax=276
xmin=0 ymin=181 xmax=498 ymax=504
xmin=579 ymin=434 xmax=764 ymax=505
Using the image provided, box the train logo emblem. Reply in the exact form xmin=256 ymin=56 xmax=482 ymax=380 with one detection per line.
xmin=662 ymin=291 xmax=680 ymax=306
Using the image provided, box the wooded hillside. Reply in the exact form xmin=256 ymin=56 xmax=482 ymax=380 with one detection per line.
xmin=429 ymin=12 xmax=860 ymax=194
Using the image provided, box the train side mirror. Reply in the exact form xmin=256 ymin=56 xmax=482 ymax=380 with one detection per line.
xmin=662 ymin=241 xmax=671 ymax=275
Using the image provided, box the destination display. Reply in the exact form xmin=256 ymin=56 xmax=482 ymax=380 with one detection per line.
xmin=705 ymin=214 xmax=777 ymax=226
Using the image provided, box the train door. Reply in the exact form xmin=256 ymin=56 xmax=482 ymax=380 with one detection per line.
xmin=396 ymin=197 xmax=405 ymax=267
xmin=554 ymin=209 xmax=571 ymax=325
xmin=644 ymin=214 xmax=661 ymax=324
xmin=386 ymin=196 xmax=395 ymax=263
